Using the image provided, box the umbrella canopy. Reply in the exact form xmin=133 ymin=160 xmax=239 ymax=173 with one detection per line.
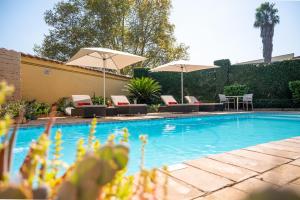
xmin=66 ymin=47 xmax=147 ymax=104
xmin=150 ymin=60 xmax=217 ymax=72
xmin=150 ymin=60 xmax=218 ymax=103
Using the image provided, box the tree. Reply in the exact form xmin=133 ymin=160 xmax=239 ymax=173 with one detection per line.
xmin=34 ymin=0 xmax=93 ymax=61
xmin=254 ymin=2 xmax=280 ymax=63
xmin=34 ymin=0 xmax=188 ymax=72
xmin=126 ymin=0 xmax=188 ymax=67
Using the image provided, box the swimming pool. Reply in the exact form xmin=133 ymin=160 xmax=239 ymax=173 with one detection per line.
xmin=12 ymin=112 xmax=300 ymax=174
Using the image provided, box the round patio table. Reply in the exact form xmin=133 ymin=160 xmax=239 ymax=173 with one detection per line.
xmin=225 ymin=96 xmax=243 ymax=111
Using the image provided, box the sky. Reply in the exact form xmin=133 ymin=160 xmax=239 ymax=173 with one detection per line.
xmin=0 ymin=0 xmax=300 ymax=65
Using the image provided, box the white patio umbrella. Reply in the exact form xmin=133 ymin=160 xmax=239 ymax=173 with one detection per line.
xmin=66 ymin=47 xmax=146 ymax=105
xmin=150 ymin=60 xmax=218 ymax=103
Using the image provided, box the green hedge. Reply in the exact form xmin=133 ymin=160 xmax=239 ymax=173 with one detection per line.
xmin=133 ymin=67 xmax=150 ymax=78
xmin=253 ymin=99 xmax=297 ymax=108
xmin=228 ymin=61 xmax=300 ymax=99
xmin=133 ymin=59 xmax=300 ymax=107
xmin=289 ymin=80 xmax=300 ymax=103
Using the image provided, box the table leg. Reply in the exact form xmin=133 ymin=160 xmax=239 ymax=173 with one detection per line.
xmin=237 ymin=97 xmax=239 ymax=111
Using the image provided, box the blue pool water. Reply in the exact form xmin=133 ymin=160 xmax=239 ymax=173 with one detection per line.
xmin=12 ymin=113 xmax=300 ymax=174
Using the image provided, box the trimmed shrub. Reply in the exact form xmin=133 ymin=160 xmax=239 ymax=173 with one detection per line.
xmin=25 ymin=100 xmax=50 ymax=120
xmin=56 ymin=97 xmax=73 ymax=113
xmin=0 ymin=101 xmax=26 ymax=118
xmin=147 ymin=104 xmax=160 ymax=113
xmin=0 ymin=100 xmax=50 ymax=120
xmin=91 ymin=96 xmax=104 ymax=105
xmin=289 ymin=80 xmax=300 ymax=104
xmin=224 ymin=84 xmax=249 ymax=96
xmin=91 ymin=95 xmax=110 ymax=105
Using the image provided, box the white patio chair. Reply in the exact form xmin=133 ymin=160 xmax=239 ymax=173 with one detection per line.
xmin=242 ymin=94 xmax=253 ymax=111
xmin=218 ymin=94 xmax=231 ymax=110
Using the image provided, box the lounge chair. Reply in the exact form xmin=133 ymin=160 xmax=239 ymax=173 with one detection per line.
xmin=159 ymin=95 xmax=198 ymax=113
xmin=185 ymin=96 xmax=224 ymax=112
xmin=71 ymin=95 xmax=106 ymax=118
xmin=185 ymin=96 xmax=201 ymax=104
xmin=111 ymin=95 xmax=147 ymax=115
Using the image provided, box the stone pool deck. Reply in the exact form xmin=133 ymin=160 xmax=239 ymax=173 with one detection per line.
xmin=152 ymin=136 xmax=300 ymax=200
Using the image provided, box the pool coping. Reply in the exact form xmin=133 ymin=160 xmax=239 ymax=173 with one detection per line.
xmin=17 ymin=110 xmax=300 ymax=128
xmin=18 ymin=111 xmax=247 ymax=128
xmin=154 ymin=136 xmax=300 ymax=200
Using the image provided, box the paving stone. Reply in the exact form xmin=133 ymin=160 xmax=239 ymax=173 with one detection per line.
xmin=272 ymin=141 xmax=300 ymax=148
xmin=290 ymin=159 xmax=300 ymax=167
xmin=170 ymin=166 xmax=233 ymax=192
xmin=261 ymin=143 xmax=300 ymax=153
xmin=291 ymin=178 xmax=300 ymax=185
xmin=208 ymin=153 xmax=279 ymax=173
xmin=229 ymin=149 xmax=290 ymax=164
xmin=257 ymin=164 xmax=300 ymax=186
xmin=167 ymin=163 xmax=188 ymax=172
xmin=233 ymin=178 xmax=276 ymax=193
xmin=246 ymin=145 xmax=300 ymax=159
xmin=133 ymin=171 xmax=204 ymax=200
xmin=185 ymin=157 xmax=257 ymax=182
xmin=292 ymin=136 xmax=300 ymax=140
xmin=281 ymin=184 xmax=300 ymax=196
xmin=194 ymin=187 xmax=247 ymax=200
xmin=284 ymin=138 xmax=300 ymax=144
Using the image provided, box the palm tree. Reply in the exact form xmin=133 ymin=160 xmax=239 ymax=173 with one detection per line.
xmin=125 ymin=77 xmax=161 ymax=104
xmin=254 ymin=2 xmax=280 ymax=63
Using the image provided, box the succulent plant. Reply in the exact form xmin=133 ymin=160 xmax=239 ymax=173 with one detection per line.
xmin=57 ymin=143 xmax=129 ymax=200
xmin=0 ymin=185 xmax=32 ymax=199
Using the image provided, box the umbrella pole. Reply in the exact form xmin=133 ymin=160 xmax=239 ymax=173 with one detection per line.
xmin=181 ymin=67 xmax=183 ymax=104
xmin=103 ymin=58 xmax=106 ymax=105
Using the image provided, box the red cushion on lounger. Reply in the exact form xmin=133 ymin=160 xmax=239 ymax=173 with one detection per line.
xmin=118 ymin=102 xmax=129 ymax=106
xmin=78 ymin=102 xmax=91 ymax=106
xmin=168 ymin=102 xmax=177 ymax=105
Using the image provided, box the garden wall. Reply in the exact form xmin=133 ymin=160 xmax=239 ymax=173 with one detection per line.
xmin=0 ymin=48 xmax=130 ymax=104
xmin=0 ymin=48 xmax=21 ymax=100
xmin=21 ymin=55 xmax=130 ymax=104
xmin=134 ymin=59 xmax=300 ymax=107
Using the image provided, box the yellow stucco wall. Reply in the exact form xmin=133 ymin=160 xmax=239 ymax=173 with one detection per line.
xmin=20 ymin=56 xmax=130 ymax=104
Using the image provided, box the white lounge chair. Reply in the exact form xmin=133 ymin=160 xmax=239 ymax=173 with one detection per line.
xmin=159 ymin=95 xmax=198 ymax=113
xmin=71 ymin=95 xmax=106 ymax=117
xmin=111 ymin=95 xmax=147 ymax=115
xmin=185 ymin=95 xmax=224 ymax=111
xmin=185 ymin=96 xmax=201 ymax=104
